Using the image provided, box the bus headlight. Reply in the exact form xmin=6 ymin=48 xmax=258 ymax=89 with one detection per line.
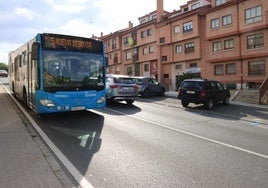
xmin=39 ymin=99 xmax=55 ymax=107
xmin=97 ymin=97 xmax=105 ymax=104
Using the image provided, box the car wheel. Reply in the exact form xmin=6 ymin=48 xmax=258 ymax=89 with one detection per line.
xmin=160 ymin=88 xmax=165 ymax=96
xmin=143 ymin=89 xmax=150 ymax=98
xmin=126 ymin=99 xmax=134 ymax=105
xmin=205 ymin=98 xmax=213 ymax=110
xmin=223 ymin=96 xmax=230 ymax=105
xmin=181 ymin=100 xmax=189 ymax=108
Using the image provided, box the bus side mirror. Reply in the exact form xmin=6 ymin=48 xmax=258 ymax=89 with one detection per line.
xmin=31 ymin=42 xmax=40 ymax=60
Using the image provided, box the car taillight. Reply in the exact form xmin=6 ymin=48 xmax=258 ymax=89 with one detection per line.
xmin=134 ymin=84 xmax=138 ymax=90
xmin=201 ymin=91 xmax=206 ymax=97
xmin=109 ymin=85 xmax=120 ymax=89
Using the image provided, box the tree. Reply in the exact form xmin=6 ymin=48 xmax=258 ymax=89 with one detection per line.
xmin=0 ymin=63 xmax=8 ymax=71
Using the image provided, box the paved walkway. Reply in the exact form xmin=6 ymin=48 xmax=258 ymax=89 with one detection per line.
xmin=0 ymin=83 xmax=74 ymax=188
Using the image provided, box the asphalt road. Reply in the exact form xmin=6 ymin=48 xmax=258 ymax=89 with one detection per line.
xmin=31 ymin=97 xmax=268 ymax=188
xmin=1 ymin=77 xmax=268 ymax=188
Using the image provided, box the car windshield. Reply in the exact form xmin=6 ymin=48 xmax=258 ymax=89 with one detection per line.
xmin=43 ymin=50 xmax=105 ymax=92
xmin=114 ymin=77 xmax=134 ymax=84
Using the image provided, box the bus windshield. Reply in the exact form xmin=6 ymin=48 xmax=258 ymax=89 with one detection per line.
xmin=43 ymin=50 xmax=105 ymax=92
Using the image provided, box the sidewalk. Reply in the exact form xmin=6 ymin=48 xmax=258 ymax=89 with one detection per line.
xmin=0 ymin=83 xmax=74 ymax=188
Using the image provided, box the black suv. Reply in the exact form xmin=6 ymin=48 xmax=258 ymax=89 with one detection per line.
xmin=177 ymin=79 xmax=230 ymax=110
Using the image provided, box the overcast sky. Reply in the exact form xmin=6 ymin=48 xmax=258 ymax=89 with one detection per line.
xmin=0 ymin=0 xmax=187 ymax=63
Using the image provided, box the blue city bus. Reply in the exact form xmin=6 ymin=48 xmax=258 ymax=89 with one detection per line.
xmin=8 ymin=33 xmax=107 ymax=114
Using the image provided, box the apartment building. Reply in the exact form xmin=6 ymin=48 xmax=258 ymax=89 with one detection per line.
xmin=100 ymin=0 xmax=268 ymax=91
xmin=204 ymin=0 xmax=268 ymax=89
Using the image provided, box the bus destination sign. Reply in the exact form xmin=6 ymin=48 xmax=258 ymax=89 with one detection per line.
xmin=42 ymin=33 xmax=103 ymax=52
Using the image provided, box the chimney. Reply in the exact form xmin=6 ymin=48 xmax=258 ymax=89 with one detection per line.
xmin=128 ymin=21 xmax=133 ymax=29
xmin=157 ymin=0 xmax=164 ymax=22
xmin=101 ymin=32 xmax=103 ymax=37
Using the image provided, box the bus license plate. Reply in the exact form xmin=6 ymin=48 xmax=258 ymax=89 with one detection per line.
xmin=72 ymin=106 xmax=85 ymax=111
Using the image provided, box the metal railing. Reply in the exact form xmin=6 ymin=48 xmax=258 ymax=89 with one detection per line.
xmin=259 ymin=77 xmax=268 ymax=104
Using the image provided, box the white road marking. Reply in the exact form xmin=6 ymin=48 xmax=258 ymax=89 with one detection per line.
xmin=93 ymin=108 xmax=268 ymax=160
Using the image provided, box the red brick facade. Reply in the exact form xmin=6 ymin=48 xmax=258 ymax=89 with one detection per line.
xmin=100 ymin=0 xmax=268 ymax=91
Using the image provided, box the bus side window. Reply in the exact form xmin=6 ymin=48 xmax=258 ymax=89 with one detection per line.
xmin=31 ymin=42 xmax=40 ymax=60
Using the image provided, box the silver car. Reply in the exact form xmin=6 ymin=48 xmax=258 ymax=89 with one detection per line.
xmin=106 ymin=74 xmax=138 ymax=105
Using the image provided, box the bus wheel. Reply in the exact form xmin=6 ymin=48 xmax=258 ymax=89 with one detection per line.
xmin=23 ymin=88 xmax=27 ymax=105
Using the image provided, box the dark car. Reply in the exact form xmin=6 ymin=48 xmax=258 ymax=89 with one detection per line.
xmin=132 ymin=76 xmax=165 ymax=98
xmin=0 ymin=70 xmax=8 ymax=77
xmin=177 ymin=79 xmax=230 ymax=110
xmin=106 ymin=74 xmax=138 ymax=105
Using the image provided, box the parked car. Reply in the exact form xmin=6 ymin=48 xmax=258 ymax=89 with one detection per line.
xmin=177 ymin=79 xmax=230 ymax=110
xmin=132 ymin=76 xmax=165 ymax=97
xmin=0 ymin=70 xmax=8 ymax=77
xmin=106 ymin=74 xmax=138 ymax=105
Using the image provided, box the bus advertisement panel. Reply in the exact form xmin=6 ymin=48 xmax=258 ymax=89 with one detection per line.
xmin=8 ymin=33 xmax=107 ymax=114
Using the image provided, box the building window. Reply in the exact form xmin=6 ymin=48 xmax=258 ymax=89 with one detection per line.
xmin=126 ymin=52 xmax=131 ymax=60
xmin=140 ymin=18 xmax=146 ymax=24
xmin=185 ymin=42 xmax=195 ymax=54
xmin=222 ymin=14 xmax=232 ymax=26
xmin=184 ymin=7 xmax=189 ymax=12
xmin=248 ymin=61 xmax=265 ymax=75
xmin=226 ymin=63 xmax=236 ymax=74
xmin=247 ymin=33 xmax=264 ymax=49
xmin=215 ymin=64 xmax=224 ymax=75
xmin=127 ymin=66 xmax=133 ymax=75
xmin=113 ymin=53 xmax=118 ymax=64
xmin=151 ymin=14 xmax=157 ymax=20
xmin=133 ymin=47 xmax=138 ymax=55
xmin=213 ymin=41 xmax=222 ymax=52
xmin=147 ymin=28 xmax=152 ymax=36
xmin=149 ymin=46 xmax=154 ymax=53
xmin=160 ymin=37 xmax=165 ymax=43
xmin=175 ymin=64 xmax=182 ymax=70
xmin=115 ymin=66 xmax=120 ymax=74
xmin=175 ymin=45 xmax=182 ymax=54
xmin=174 ymin=25 xmax=180 ymax=34
xmin=144 ymin=64 xmax=149 ymax=72
xmin=161 ymin=56 xmax=167 ymax=62
xmin=216 ymin=0 xmax=226 ymax=6
xmin=141 ymin=31 xmax=146 ymax=38
xmin=191 ymin=3 xmax=200 ymax=10
xmin=143 ymin=47 xmax=148 ymax=55
xmin=183 ymin=21 xmax=193 ymax=33
xmin=211 ymin=18 xmax=219 ymax=29
xmin=124 ymin=37 xmax=129 ymax=46
xmin=163 ymin=74 xmax=169 ymax=79
xmin=245 ymin=6 xmax=262 ymax=24
xmin=190 ymin=63 xmax=197 ymax=68
xmin=112 ymin=38 xmax=116 ymax=49
xmin=224 ymin=39 xmax=234 ymax=50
